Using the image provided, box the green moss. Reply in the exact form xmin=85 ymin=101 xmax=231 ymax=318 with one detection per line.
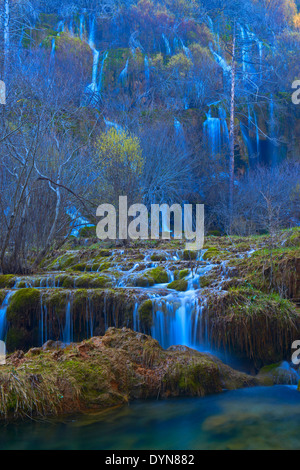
xmin=138 ymin=300 xmax=153 ymax=330
xmin=203 ymin=247 xmax=223 ymax=260
xmin=183 ymin=250 xmax=198 ymax=260
xmin=178 ymin=269 xmax=189 ymax=279
xmin=7 ymin=289 xmax=40 ymax=321
xmin=147 ymin=267 xmax=169 ymax=284
xmin=150 ymin=254 xmax=167 ymax=262
xmin=79 ymin=226 xmax=95 ymax=238
xmin=167 ymin=279 xmax=188 ymax=292
xmin=0 ymin=275 xmax=15 ymax=289
xmin=72 ymin=263 xmax=87 ymax=272
xmin=75 ymin=275 xmax=111 ymax=289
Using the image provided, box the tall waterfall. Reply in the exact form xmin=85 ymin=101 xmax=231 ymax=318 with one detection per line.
xmin=203 ymin=107 xmax=229 ymax=158
xmin=88 ymin=16 xmax=100 ymax=92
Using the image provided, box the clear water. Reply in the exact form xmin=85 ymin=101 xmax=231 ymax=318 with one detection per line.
xmin=1 ymin=386 xmax=299 ymax=450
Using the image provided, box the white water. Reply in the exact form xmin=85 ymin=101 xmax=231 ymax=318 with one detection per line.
xmin=0 ymin=291 xmax=14 ymax=341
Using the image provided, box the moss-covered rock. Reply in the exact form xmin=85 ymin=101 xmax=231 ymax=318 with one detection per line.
xmin=0 ymin=328 xmax=258 ymax=421
xmin=0 ymin=275 xmax=16 ymax=289
xmin=138 ymin=300 xmax=153 ymax=331
xmin=167 ymin=279 xmax=188 ymax=292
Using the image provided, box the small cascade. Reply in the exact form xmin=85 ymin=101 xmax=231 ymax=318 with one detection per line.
xmin=151 ymin=292 xmax=209 ymax=351
xmin=132 ymin=302 xmax=140 ymax=331
xmin=57 ymin=20 xmax=65 ymax=33
xmin=98 ymin=51 xmax=108 ymax=93
xmin=39 ymin=296 xmax=48 ymax=346
xmin=0 ymin=292 xmax=14 ymax=341
xmin=79 ymin=14 xmax=85 ymax=40
xmin=174 ymin=118 xmax=186 ymax=150
xmin=144 ymin=55 xmax=150 ymax=92
xmin=203 ymin=107 xmax=229 ymax=158
xmin=67 ymin=206 xmax=94 ymax=237
xmin=49 ymin=38 xmax=56 ymax=70
xmin=162 ymin=34 xmax=171 ymax=55
xmin=62 ymin=296 xmax=73 ymax=345
xmin=104 ymin=117 xmax=123 ymax=132
xmin=241 ymin=106 xmax=260 ymax=166
xmin=86 ymin=293 xmax=95 ymax=339
xmin=119 ymin=58 xmax=129 ymax=85
xmin=180 ymin=39 xmax=191 ymax=59
xmin=209 ymin=43 xmax=231 ymax=74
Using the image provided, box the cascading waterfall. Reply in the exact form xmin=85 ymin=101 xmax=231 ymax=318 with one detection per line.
xmin=162 ymin=34 xmax=171 ymax=55
xmin=144 ymin=55 xmax=150 ymax=92
xmin=203 ymin=107 xmax=229 ymax=158
xmin=88 ymin=16 xmax=100 ymax=93
xmin=209 ymin=43 xmax=231 ymax=75
xmin=98 ymin=51 xmax=108 ymax=92
xmin=62 ymin=296 xmax=73 ymax=345
xmin=174 ymin=118 xmax=186 ymax=150
xmin=241 ymin=106 xmax=260 ymax=166
xmin=119 ymin=58 xmax=129 ymax=85
xmin=79 ymin=13 xmax=85 ymax=40
xmin=0 ymin=292 xmax=14 ymax=341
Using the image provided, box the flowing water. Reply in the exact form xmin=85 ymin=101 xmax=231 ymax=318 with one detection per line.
xmin=1 ymin=386 xmax=299 ymax=450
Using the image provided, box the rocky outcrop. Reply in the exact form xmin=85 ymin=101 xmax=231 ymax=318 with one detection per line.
xmin=0 ymin=328 xmax=258 ymax=421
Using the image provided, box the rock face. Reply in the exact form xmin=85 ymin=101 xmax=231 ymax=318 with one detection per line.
xmin=0 ymin=328 xmax=258 ymax=421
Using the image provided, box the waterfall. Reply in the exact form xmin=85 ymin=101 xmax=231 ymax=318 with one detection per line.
xmin=98 ymin=51 xmax=108 ymax=92
xmin=162 ymin=34 xmax=171 ymax=55
xmin=180 ymin=39 xmax=191 ymax=59
xmin=57 ymin=20 xmax=65 ymax=33
xmin=174 ymin=118 xmax=186 ymax=150
xmin=86 ymin=293 xmax=95 ymax=339
xmin=104 ymin=117 xmax=123 ymax=132
xmin=50 ymin=38 xmax=56 ymax=66
xmin=241 ymin=106 xmax=260 ymax=166
xmin=203 ymin=107 xmax=229 ymax=158
xmin=0 ymin=292 xmax=14 ymax=341
xmin=209 ymin=43 xmax=231 ymax=74
xmin=62 ymin=297 xmax=73 ymax=345
xmin=133 ymin=302 xmax=140 ymax=331
xmin=88 ymin=17 xmax=100 ymax=92
xmin=151 ymin=292 xmax=209 ymax=351
xmin=79 ymin=14 xmax=85 ymax=40
xmin=119 ymin=59 xmax=129 ymax=85
xmin=144 ymin=55 xmax=150 ymax=91
xmin=39 ymin=297 xmax=48 ymax=346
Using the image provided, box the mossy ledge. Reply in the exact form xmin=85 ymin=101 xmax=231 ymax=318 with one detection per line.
xmin=201 ymin=287 xmax=300 ymax=367
xmin=0 ymin=328 xmax=258 ymax=421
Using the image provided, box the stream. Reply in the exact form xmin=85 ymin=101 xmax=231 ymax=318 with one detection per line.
xmin=1 ymin=386 xmax=299 ymax=450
